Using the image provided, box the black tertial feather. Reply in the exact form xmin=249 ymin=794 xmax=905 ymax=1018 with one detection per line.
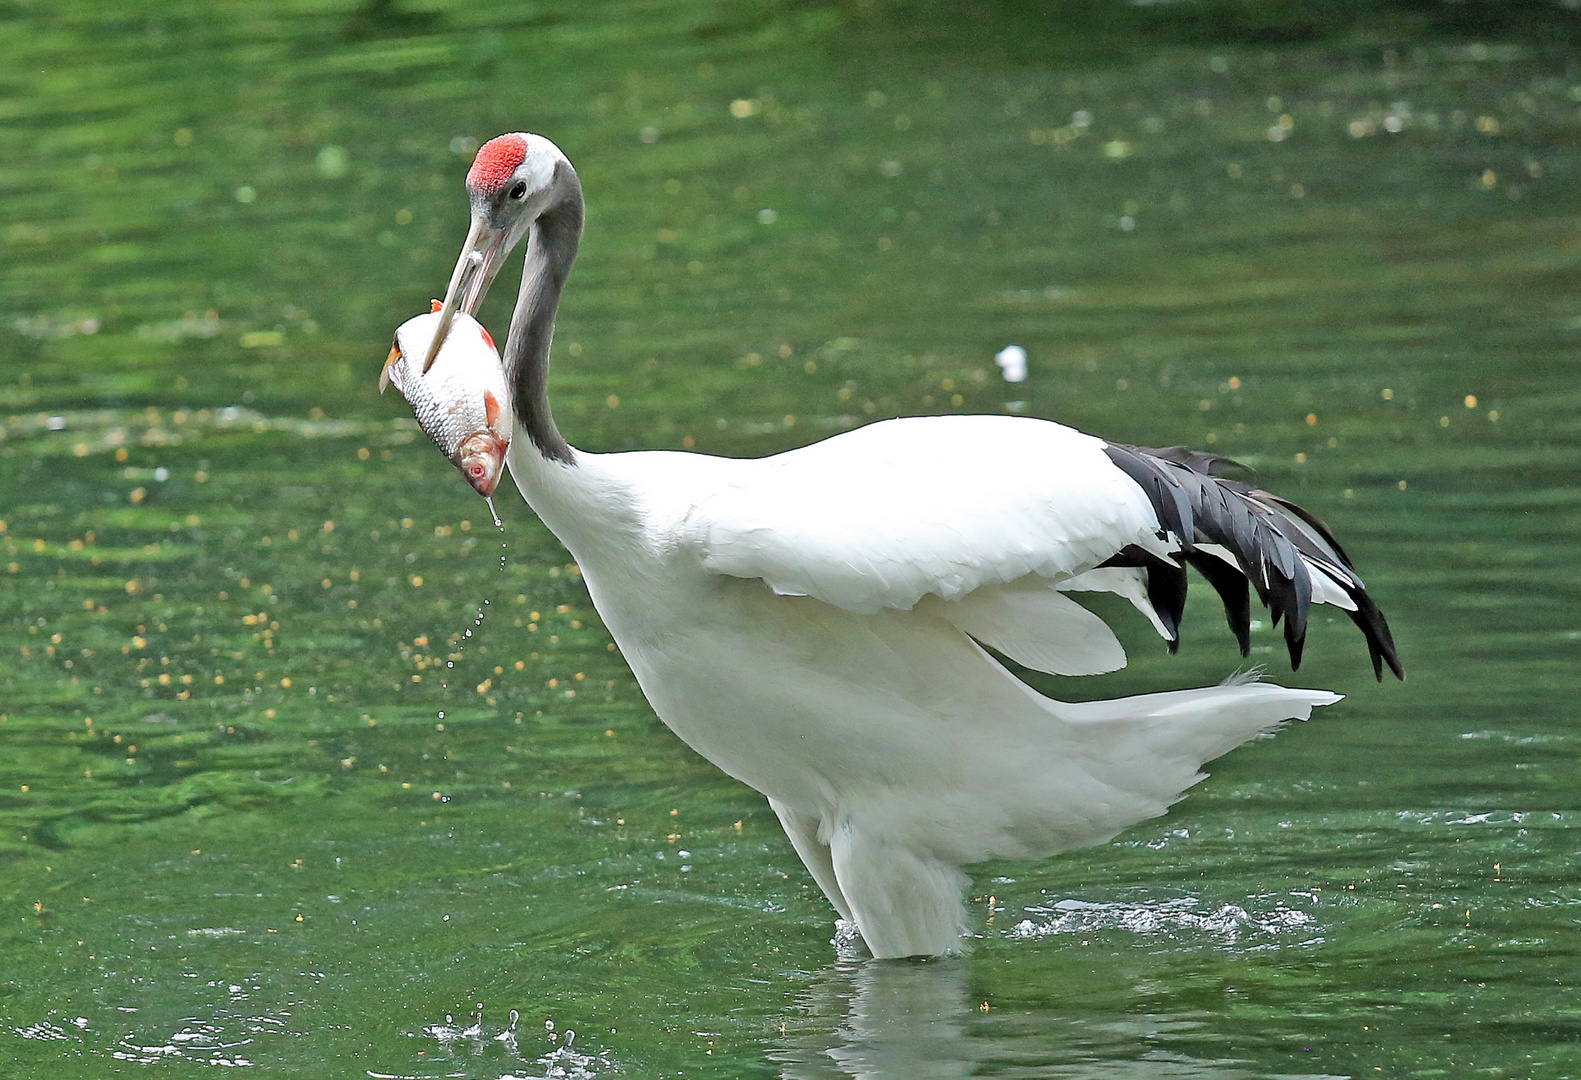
xmin=1098 ymin=544 xmax=1189 ymax=650
xmin=1182 ymin=550 xmax=1251 ymax=656
xmin=1101 ymin=442 xmax=1402 ymax=679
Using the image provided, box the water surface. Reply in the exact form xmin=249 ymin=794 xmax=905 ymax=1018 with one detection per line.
xmin=3 ymin=2 xmax=1580 ymax=1076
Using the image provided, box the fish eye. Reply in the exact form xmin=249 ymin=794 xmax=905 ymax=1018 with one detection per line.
xmin=509 ymin=181 xmax=528 ymax=200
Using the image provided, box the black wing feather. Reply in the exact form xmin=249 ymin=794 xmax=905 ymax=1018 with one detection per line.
xmin=1101 ymin=442 xmax=1402 ymax=680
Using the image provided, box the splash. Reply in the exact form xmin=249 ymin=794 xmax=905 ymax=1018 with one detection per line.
xmin=417 ymin=1006 xmax=614 ymax=1079
xmin=1008 ymin=892 xmax=1321 ymax=950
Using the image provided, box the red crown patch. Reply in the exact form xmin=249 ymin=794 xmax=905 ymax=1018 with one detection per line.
xmin=467 ymin=133 xmax=528 ymax=195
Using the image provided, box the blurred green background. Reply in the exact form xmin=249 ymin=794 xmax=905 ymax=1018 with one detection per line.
xmin=3 ymin=1 xmax=1580 ymax=1076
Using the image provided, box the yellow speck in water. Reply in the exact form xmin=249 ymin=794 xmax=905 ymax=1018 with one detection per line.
xmin=410 ymin=575 xmax=423 ymax=587
xmin=1464 ymin=394 xmax=1478 ymax=408
xmin=1488 ymin=409 xmax=1499 ymax=422
xmin=1397 ymin=480 xmax=1408 ymax=490
xmin=1439 ymin=416 xmax=1450 ymax=427
xmin=1480 ymin=169 xmax=1497 ymax=188
xmin=1294 ymin=452 xmax=1307 ymax=463
xmin=280 ymin=677 xmax=291 ymax=688
xmin=1306 ymin=413 xmax=1318 ymax=426
xmin=1227 ymin=376 xmax=1241 ymax=390
xmin=670 ymin=808 xmax=679 ymax=816
xmin=606 ymin=394 xmax=620 ymax=409
xmin=1381 ymin=388 xmax=1394 ymax=400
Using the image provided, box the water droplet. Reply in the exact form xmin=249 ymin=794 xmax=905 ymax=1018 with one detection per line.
xmin=437 ymin=711 xmax=445 ymax=719
xmin=446 ymin=661 xmax=454 ymax=668
xmin=507 ymin=1009 xmax=519 ymax=1031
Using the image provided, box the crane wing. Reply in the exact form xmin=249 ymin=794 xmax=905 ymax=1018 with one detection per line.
xmin=690 ymin=415 xmax=1165 ymax=612
xmin=686 ymin=416 xmax=1161 ymax=677
xmin=683 ymin=414 xmax=1400 ymax=681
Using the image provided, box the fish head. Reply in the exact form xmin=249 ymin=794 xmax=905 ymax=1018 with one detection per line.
xmin=455 ymin=430 xmax=509 ymax=498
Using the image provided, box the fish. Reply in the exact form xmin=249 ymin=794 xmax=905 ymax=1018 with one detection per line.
xmin=380 ymin=302 xmax=514 ymax=497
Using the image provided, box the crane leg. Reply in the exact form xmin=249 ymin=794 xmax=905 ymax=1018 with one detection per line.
xmin=828 ymin=821 xmax=970 ymax=959
xmin=769 ymin=798 xmax=853 ymax=922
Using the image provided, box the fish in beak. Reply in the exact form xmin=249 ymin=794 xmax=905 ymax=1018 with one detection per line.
xmin=382 ymin=304 xmax=513 ymax=498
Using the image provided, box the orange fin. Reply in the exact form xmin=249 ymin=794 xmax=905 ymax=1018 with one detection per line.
xmin=379 ymin=343 xmax=403 ymax=393
xmin=484 ymin=390 xmax=502 ymax=429
xmin=430 ymin=299 xmax=443 ymax=313
xmin=479 ymin=324 xmax=496 ymax=351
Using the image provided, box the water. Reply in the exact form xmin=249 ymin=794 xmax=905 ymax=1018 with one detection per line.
xmin=4 ymin=1 xmax=1580 ymax=1076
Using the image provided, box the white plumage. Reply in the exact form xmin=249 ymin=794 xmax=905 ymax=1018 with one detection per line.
xmin=418 ymin=132 xmax=1400 ymax=958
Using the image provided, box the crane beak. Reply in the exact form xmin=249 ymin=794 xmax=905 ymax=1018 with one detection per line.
xmin=421 ymin=215 xmax=511 ymax=374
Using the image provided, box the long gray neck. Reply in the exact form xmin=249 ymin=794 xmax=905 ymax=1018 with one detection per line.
xmin=506 ymin=165 xmax=583 ymax=465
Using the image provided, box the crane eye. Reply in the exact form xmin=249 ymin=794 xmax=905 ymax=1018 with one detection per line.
xmin=509 ymin=181 xmax=528 ymax=200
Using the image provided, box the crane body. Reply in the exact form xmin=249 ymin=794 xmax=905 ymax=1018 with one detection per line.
xmin=411 ymin=132 xmax=1400 ymax=958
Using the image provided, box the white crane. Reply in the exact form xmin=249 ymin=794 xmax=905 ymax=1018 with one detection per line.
xmin=420 ymin=133 xmax=1402 ymax=958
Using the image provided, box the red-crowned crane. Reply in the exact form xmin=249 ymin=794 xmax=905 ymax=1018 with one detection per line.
xmin=418 ymin=132 xmax=1401 ymax=958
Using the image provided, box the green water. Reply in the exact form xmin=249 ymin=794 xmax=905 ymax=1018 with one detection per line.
xmin=4 ymin=1 xmax=1580 ymax=1075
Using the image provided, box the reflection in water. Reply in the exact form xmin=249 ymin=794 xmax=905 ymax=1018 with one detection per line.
xmin=771 ymin=955 xmax=1281 ymax=1080
xmin=772 ymin=959 xmax=983 ymax=1080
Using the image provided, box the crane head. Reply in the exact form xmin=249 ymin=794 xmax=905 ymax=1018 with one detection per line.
xmin=422 ymin=132 xmax=575 ymax=373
